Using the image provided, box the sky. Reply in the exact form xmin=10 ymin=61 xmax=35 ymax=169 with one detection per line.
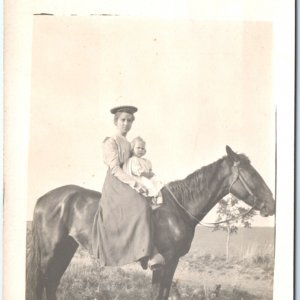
xmin=27 ymin=17 xmax=275 ymax=226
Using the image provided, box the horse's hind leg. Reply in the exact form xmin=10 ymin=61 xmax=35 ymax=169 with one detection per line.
xmin=42 ymin=236 xmax=78 ymax=300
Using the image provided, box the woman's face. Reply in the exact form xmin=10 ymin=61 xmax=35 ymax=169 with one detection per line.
xmin=115 ymin=112 xmax=134 ymax=136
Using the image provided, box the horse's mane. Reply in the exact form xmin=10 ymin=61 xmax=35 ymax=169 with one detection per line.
xmin=167 ymin=153 xmax=250 ymax=205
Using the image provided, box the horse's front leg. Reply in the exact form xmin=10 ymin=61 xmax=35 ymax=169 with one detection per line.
xmin=151 ymin=258 xmax=179 ymax=300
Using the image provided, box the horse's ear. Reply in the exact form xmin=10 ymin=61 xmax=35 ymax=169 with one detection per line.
xmin=226 ymin=145 xmax=240 ymax=162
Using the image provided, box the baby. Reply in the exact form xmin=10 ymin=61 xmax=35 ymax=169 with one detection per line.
xmin=123 ymin=136 xmax=164 ymax=208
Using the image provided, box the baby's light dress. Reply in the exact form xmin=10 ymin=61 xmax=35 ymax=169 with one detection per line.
xmin=123 ymin=156 xmax=164 ymax=198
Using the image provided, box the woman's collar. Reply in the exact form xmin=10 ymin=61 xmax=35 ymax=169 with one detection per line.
xmin=114 ymin=133 xmax=128 ymax=140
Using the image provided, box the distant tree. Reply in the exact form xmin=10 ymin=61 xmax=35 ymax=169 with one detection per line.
xmin=212 ymin=195 xmax=256 ymax=261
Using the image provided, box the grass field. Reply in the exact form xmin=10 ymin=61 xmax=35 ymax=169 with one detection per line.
xmin=27 ymin=225 xmax=274 ymax=299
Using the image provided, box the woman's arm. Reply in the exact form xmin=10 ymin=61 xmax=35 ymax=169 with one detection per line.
xmin=103 ymin=138 xmax=137 ymax=188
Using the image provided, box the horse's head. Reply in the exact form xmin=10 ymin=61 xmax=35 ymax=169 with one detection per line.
xmin=225 ymin=145 xmax=275 ymax=217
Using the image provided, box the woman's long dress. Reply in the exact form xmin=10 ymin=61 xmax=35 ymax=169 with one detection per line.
xmin=92 ymin=134 xmax=153 ymax=266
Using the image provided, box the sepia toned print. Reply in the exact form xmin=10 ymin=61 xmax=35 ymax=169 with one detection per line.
xmin=4 ymin=2 xmax=294 ymax=300
xmin=24 ymin=17 xmax=277 ymax=300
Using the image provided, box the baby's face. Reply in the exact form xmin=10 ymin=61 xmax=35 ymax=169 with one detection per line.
xmin=133 ymin=141 xmax=146 ymax=158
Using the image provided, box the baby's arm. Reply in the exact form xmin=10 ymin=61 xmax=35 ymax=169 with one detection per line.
xmin=130 ymin=157 xmax=144 ymax=177
xmin=141 ymin=159 xmax=155 ymax=179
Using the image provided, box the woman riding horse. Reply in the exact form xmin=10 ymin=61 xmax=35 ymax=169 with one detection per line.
xmin=92 ymin=105 xmax=165 ymax=270
xmin=27 ymin=143 xmax=275 ymax=300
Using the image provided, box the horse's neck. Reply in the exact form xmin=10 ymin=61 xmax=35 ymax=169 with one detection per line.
xmin=170 ymin=157 xmax=231 ymax=222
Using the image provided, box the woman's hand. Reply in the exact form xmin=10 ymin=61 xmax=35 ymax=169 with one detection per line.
xmin=135 ymin=182 xmax=149 ymax=195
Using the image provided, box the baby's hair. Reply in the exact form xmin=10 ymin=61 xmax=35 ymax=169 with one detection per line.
xmin=131 ymin=136 xmax=146 ymax=152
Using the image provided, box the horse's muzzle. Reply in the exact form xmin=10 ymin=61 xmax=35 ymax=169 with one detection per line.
xmin=259 ymin=206 xmax=269 ymax=217
xmin=259 ymin=197 xmax=275 ymax=217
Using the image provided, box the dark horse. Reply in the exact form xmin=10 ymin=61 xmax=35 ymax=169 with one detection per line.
xmin=26 ymin=146 xmax=275 ymax=300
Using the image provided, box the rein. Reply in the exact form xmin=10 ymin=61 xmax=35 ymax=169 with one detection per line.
xmin=165 ymin=161 xmax=257 ymax=228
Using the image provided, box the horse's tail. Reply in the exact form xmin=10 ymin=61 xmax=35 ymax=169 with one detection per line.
xmin=26 ymin=213 xmax=43 ymax=300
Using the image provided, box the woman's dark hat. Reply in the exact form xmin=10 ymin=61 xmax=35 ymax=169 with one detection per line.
xmin=110 ymin=105 xmax=138 ymax=115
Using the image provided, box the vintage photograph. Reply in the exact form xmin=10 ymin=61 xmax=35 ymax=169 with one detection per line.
xmin=4 ymin=1 xmax=294 ymax=300
xmin=25 ymin=16 xmax=276 ymax=300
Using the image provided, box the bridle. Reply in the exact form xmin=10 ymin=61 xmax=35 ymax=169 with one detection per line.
xmin=229 ymin=161 xmax=258 ymax=206
xmin=165 ymin=160 xmax=260 ymax=227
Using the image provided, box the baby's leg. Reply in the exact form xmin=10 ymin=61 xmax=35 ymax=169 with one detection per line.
xmin=156 ymin=191 xmax=163 ymax=204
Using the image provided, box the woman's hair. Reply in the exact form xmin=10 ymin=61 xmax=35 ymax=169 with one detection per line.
xmin=131 ymin=136 xmax=146 ymax=152
xmin=114 ymin=111 xmax=135 ymax=124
